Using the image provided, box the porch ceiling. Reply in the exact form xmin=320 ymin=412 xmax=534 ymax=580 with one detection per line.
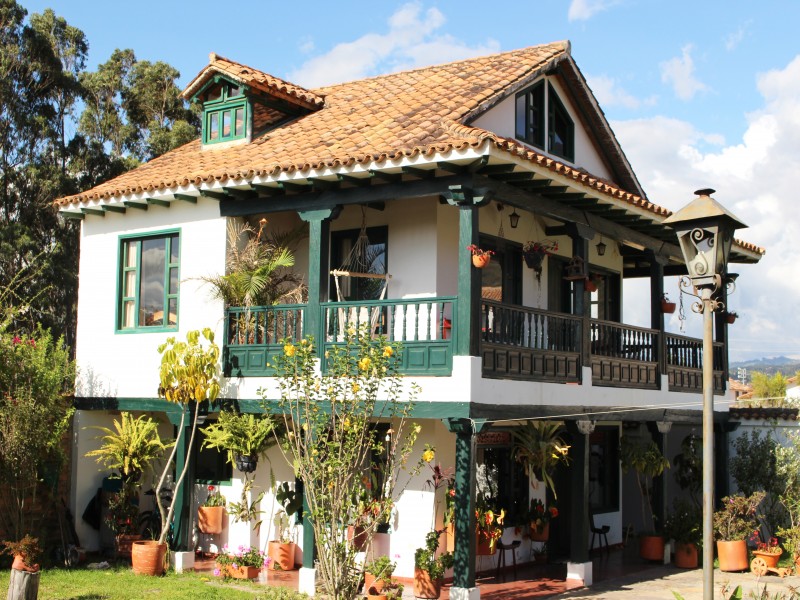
xmin=468 ymin=403 xmax=716 ymax=425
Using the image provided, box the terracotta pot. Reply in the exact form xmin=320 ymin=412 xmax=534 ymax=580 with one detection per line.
xmin=726 ymin=313 xmax=737 ymax=324
xmin=661 ymin=301 xmax=676 ymax=314
xmin=11 ymin=554 xmax=39 ymax=573
xmin=476 ymin=536 xmax=496 ymax=556
xmin=366 ymin=592 xmax=388 ymax=600
xmin=674 ymin=542 xmax=698 ymax=568
xmin=348 ymin=525 xmax=368 ymax=551
xmin=717 ymin=540 xmax=749 ymax=572
xmin=197 ymin=506 xmax=225 ymax=534
xmin=753 ymin=549 xmax=782 ymax=569
xmin=472 ymin=254 xmax=491 ymax=268
xmin=413 ymin=567 xmax=442 ymax=599
xmin=530 ymin=522 xmax=550 ymax=542
xmin=364 ymin=572 xmax=387 ymax=593
xmin=224 ymin=564 xmax=260 ymax=579
xmin=639 ymin=535 xmax=665 ymax=561
xmin=267 ymin=541 xmax=296 ymax=571
xmin=115 ymin=533 xmax=142 ymax=559
xmin=585 ymin=278 xmax=598 ymax=293
xmin=131 ymin=540 xmax=167 ymax=576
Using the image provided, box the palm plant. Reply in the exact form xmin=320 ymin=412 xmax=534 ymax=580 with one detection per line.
xmin=512 ymin=420 xmax=571 ymax=498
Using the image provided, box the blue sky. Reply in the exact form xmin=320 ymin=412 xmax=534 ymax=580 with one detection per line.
xmin=20 ymin=0 xmax=800 ymax=363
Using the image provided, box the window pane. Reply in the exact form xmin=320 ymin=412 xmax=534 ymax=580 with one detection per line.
xmin=123 ymin=300 xmax=135 ymax=328
xmin=206 ymin=87 xmax=222 ymax=102
xmin=140 ymin=237 xmax=166 ymax=326
xmin=170 ymin=235 xmax=179 ymax=263
xmin=530 ymin=83 xmax=545 ymax=148
xmin=209 ymin=113 xmax=219 ymax=140
xmin=515 ymin=95 xmax=526 ymax=140
xmin=222 ymin=111 xmax=231 ymax=137
xmin=124 ymin=271 xmax=136 ymax=297
xmin=234 ymin=107 xmax=244 ymax=136
xmin=229 ymin=84 xmax=241 ymax=97
xmin=167 ymin=298 xmax=177 ymax=326
xmin=548 ymin=84 xmax=574 ymax=160
xmin=169 ymin=267 xmax=179 ymax=295
xmin=125 ymin=241 xmax=136 ymax=268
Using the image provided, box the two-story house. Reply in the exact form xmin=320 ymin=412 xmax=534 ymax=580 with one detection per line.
xmin=57 ymin=41 xmax=763 ymax=595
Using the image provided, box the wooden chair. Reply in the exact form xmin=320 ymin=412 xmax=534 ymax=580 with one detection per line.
xmin=589 ymin=513 xmax=610 ymax=553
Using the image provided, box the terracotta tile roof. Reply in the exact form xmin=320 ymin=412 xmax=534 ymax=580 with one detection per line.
xmin=729 ymin=407 xmax=798 ymax=421
xmin=49 ymin=42 xmax=767 ymax=258
xmin=182 ymin=52 xmax=324 ymax=111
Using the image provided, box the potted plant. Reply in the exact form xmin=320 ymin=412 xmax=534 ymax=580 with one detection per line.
xmin=661 ymin=293 xmax=676 ymax=314
xmin=475 ymin=502 xmax=504 ymax=555
xmin=619 ymin=435 xmax=670 ymax=561
xmin=532 ymin=542 xmax=548 ymax=564
xmin=197 ymin=484 xmax=226 ymax=536
xmin=414 ymin=530 xmax=454 ymax=600
xmin=522 ymin=240 xmax=558 ymax=282
xmin=363 ymin=555 xmax=396 ymax=594
xmin=776 ymin=526 xmax=800 ymax=569
xmin=199 ymin=409 xmax=279 ymax=473
xmin=214 ymin=544 xmax=269 ymax=580
xmin=724 ymin=311 xmax=738 ymax=324
xmin=3 ymin=535 xmax=41 ymax=599
xmin=528 ymin=498 xmax=558 ymax=542
xmin=267 ymin=481 xmax=301 ymax=571
xmin=467 ymin=244 xmax=494 ymax=269
xmin=132 ymin=328 xmax=221 ymax=577
xmin=663 ymin=499 xmax=701 ymax=568
xmin=106 ymin=484 xmax=141 ymax=558
xmin=713 ymin=492 xmax=765 ymax=572
xmin=750 ymin=534 xmax=782 ymax=569
xmin=512 ymin=420 xmax=571 ymax=498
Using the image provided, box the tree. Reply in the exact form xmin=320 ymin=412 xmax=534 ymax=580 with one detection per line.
xmin=750 ymin=371 xmax=789 ymax=407
xmin=155 ymin=329 xmax=220 ymax=546
xmin=267 ymin=330 xmax=423 ymax=600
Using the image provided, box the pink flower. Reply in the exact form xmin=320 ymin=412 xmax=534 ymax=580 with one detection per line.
xmin=11 ymin=336 xmax=20 ymax=345
xmin=213 ymin=568 xmax=220 ymax=577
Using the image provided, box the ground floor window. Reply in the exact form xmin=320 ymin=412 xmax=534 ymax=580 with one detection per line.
xmin=477 ymin=432 xmax=528 ymax=525
xmin=589 ymin=426 xmax=620 ymax=513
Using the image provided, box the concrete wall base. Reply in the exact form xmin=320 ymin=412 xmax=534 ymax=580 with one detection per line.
xmin=449 ymin=586 xmax=481 ymax=600
xmin=567 ymin=560 xmax=593 ymax=586
xmin=169 ymin=551 xmax=194 ymax=573
xmin=299 ymin=567 xmax=316 ymax=597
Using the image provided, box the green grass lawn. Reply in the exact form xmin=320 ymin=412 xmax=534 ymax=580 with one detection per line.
xmin=0 ymin=565 xmax=310 ymax=600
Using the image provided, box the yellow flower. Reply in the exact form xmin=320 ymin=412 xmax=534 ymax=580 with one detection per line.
xmin=383 ymin=346 xmax=393 ymax=357
xmin=352 ymin=383 xmax=360 ymax=393
xmin=422 ymin=449 xmax=435 ymax=463
xmin=358 ymin=357 xmax=371 ymax=371
xmin=284 ymin=343 xmax=296 ymax=357
xmin=344 ymin=417 xmax=351 ymax=429
xmin=497 ymin=509 xmax=505 ymax=526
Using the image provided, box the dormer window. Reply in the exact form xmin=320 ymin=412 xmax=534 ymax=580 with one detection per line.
xmin=201 ymin=81 xmax=250 ymax=145
xmin=515 ymin=80 xmax=574 ymax=162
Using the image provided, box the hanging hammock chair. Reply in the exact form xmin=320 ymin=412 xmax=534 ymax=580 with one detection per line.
xmin=330 ymin=208 xmax=391 ymax=339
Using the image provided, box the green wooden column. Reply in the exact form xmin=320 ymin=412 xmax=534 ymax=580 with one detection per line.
xmin=445 ymin=418 xmax=488 ymax=589
xmin=298 ymin=208 xmax=335 ymax=346
xmin=166 ymin=407 xmax=191 ymax=550
xmin=565 ymin=421 xmax=589 ymax=564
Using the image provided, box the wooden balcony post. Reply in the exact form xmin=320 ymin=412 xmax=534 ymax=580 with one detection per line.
xmin=564 ymin=420 xmax=589 ymax=564
xmin=298 ymin=208 xmax=336 ymax=345
xmin=647 ymin=251 xmax=669 ymax=381
xmin=568 ymin=227 xmax=591 ymax=368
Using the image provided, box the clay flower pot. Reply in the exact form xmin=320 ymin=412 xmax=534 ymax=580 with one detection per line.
xmin=752 ymin=549 xmax=782 ymax=569
xmin=530 ymin=522 xmax=549 ymax=542
xmin=131 ymin=540 xmax=167 ymax=576
xmin=661 ymin=300 xmax=676 ymax=314
xmin=413 ymin=568 xmax=442 ymax=599
xmin=639 ymin=534 xmax=664 ymax=561
xmin=472 ymin=254 xmax=491 ymax=268
xmin=267 ymin=541 xmax=296 ymax=571
xmin=198 ymin=506 xmax=225 ymax=534
xmin=717 ymin=539 xmax=749 ymax=572
xmin=674 ymin=542 xmax=698 ymax=568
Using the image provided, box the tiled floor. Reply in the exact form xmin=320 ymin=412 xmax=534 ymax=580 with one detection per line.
xmin=193 ymin=547 xmax=656 ymax=598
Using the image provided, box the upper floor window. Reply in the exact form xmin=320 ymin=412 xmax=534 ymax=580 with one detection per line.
xmin=202 ymin=81 xmax=249 ymax=145
xmin=515 ymin=81 xmax=575 ymax=162
xmin=118 ymin=231 xmax=180 ymax=331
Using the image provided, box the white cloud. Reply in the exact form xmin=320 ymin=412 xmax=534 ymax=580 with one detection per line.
xmin=725 ymin=22 xmax=751 ymax=51
xmin=586 ymin=74 xmax=656 ymax=109
xmin=298 ymin=36 xmax=315 ymax=55
xmin=567 ymin=0 xmax=622 ymax=22
xmin=287 ymin=2 xmax=499 ymax=88
xmin=660 ymin=44 xmax=709 ymax=101
xmin=616 ymin=55 xmax=800 ymax=361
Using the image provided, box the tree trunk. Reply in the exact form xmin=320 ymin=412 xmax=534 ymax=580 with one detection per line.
xmin=7 ymin=569 xmax=40 ymax=600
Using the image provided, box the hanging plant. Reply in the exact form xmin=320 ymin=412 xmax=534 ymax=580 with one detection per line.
xmin=467 ymin=244 xmax=494 ymax=269
xmin=522 ymin=240 xmax=558 ymax=283
xmin=661 ymin=293 xmax=676 ymax=314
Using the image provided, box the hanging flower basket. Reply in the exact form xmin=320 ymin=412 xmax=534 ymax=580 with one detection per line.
xmin=522 ymin=240 xmax=558 ymax=282
xmin=725 ymin=311 xmax=738 ymax=324
xmin=467 ymin=245 xmax=494 ymax=269
xmin=661 ymin=294 xmax=676 ymax=314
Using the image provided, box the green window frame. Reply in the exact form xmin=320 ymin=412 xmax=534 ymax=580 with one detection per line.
xmin=515 ymin=79 xmax=574 ymax=162
xmin=202 ymin=81 xmax=249 ymax=145
xmin=117 ymin=230 xmax=180 ymax=332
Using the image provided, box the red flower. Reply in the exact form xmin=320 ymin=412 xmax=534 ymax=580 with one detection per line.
xmin=12 ymin=336 xmax=21 ymax=345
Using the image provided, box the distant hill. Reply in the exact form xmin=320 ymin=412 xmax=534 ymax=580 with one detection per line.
xmin=730 ymin=356 xmax=800 ymax=379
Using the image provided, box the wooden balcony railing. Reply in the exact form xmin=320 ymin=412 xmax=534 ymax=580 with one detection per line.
xmin=480 ymin=300 xmax=581 ymax=382
xmin=665 ymin=333 xmax=725 ymax=393
xmin=589 ymin=319 xmax=660 ymax=389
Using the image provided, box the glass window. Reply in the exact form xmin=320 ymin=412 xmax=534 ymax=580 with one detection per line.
xmin=118 ymin=232 xmax=179 ymax=331
xmin=589 ymin=426 xmax=620 ymax=513
xmin=234 ymin=107 xmax=244 ymax=136
xmin=477 ymin=443 xmax=528 ymax=525
xmin=222 ymin=110 xmax=231 ymax=137
xmin=208 ymin=113 xmax=219 ymax=140
xmin=195 ymin=420 xmax=232 ymax=483
xmin=515 ymin=80 xmax=573 ymax=161
xmin=548 ymin=84 xmax=574 ymax=161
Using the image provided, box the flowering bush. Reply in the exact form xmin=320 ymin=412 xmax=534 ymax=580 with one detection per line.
xmin=466 ymin=244 xmax=494 ymax=257
xmin=528 ymin=498 xmax=558 ymax=533
xmin=751 ymin=533 xmax=782 ymax=555
xmin=713 ymin=492 xmax=765 ymax=541
xmin=215 ymin=544 xmax=270 ymax=570
xmin=202 ymin=485 xmax=226 ymax=507
xmin=475 ymin=504 xmax=505 ymax=544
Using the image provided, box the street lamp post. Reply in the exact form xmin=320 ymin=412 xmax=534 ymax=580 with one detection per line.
xmin=663 ymin=189 xmax=747 ymax=600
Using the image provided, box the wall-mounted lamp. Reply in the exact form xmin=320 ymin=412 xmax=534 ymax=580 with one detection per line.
xmin=596 ymin=236 xmax=607 ymax=256
xmin=509 ymin=209 xmax=520 ymax=229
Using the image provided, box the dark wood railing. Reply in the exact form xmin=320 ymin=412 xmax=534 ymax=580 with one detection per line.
xmin=481 ymin=301 xmax=581 ymax=382
xmin=589 ymin=319 xmax=660 ymax=388
xmin=665 ymin=333 xmax=725 ymax=393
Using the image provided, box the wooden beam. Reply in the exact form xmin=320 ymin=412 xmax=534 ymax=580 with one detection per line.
xmin=102 ymin=205 xmax=126 ymax=213
xmin=81 ymin=207 xmax=105 ymax=217
xmin=436 ymin=161 xmax=469 ymax=174
xmin=250 ymin=183 xmax=284 ymax=196
xmin=199 ymin=190 xmax=228 ymax=201
xmin=369 ymin=170 xmax=402 ymax=183
xmin=223 ymin=187 xmax=258 ymax=200
xmin=337 ymin=174 xmax=371 ymax=187
xmin=475 ymin=163 xmax=515 ymax=175
xmin=123 ymin=201 xmax=148 ymax=210
xmin=401 ymin=166 xmax=435 ymax=180
xmin=61 ymin=211 xmax=85 ymax=220
xmin=220 ymin=173 xmax=472 ymax=217
xmin=174 ymin=193 xmax=197 ymax=203
xmin=308 ymin=177 xmax=340 ymax=191
xmin=492 ymin=171 xmax=534 ymax=182
xmin=146 ymin=198 xmax=170 ymax=207
xmin=278 ymin=181 xmax=312 ymax=193
xmin=545 ymin=192 xmax=586 ymax=201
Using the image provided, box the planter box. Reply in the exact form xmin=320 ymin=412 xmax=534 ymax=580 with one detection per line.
xmin=198 ymin=506 xmax=225 ymax=534
xmin=220 ymin=563 xmax=260 ymax=579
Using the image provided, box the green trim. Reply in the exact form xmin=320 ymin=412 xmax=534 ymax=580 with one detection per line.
xmin=115 ymin=229 xmax=181 ymax=333
xmin=123 ymin=201 xmax=148 ymax=210
xmin=201 ymin=80 xmax=250 ymax=145
xmin=173 ymin=194 xmax=197 ymax=203
xmin=61 ymin=212 xmax=85 ymax=220
xmin=81 ymin=208 xmax=105 ymax=217
xmin=103 ymin=205 xmax=126 ymax=214
xmin=146 ymin=198 xmax=170 ymax=207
